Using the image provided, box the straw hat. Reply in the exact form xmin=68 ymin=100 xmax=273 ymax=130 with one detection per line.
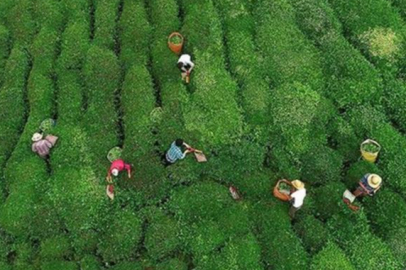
xmin=292 ymin=180 xmax=305 ymax=190
xmin=32 ymin=133 xmax=43 ymax=142
xmin=111 ymin=169 xmax=119 ymax=177
xmin=367 ymin=174 xmax=382 ymax=188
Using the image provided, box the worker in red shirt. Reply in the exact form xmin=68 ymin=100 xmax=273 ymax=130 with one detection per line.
xmin=106 ymin=159 xmax=132 ymax=200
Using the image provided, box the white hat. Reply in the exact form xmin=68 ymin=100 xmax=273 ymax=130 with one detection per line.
xmin=368 ymin=174 xmax=382 ymax=188
xmin=111 ymin=169 xmax=119 ymax=177
xmin=32 ymin=133 xmax=43 ymax=142
xmin=292 ymin=180 xmax=305 ymax=190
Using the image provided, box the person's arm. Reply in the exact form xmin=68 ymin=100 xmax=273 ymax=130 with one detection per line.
xmin=45 ymin=140 xmax=53 ymax=149
xmin=32 ymin=143 xmax=37 ymax=153
xmin=183 ymin=142 xmax=191 ymax=148
xmin=106 ymin=168 xmax=112 ymax=183
xmin=180 ymin=149 xmax=190 ymax=159
xmin=125 ymin=163 xmax=132 ymax=178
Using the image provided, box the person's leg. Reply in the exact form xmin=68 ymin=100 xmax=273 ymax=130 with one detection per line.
xmin=289 ymin=206 xmax=298 ymax=219
xmin=181 ymin=72 xmax=187 ymax=80
xmin=353 ymin=186 xmax=367 ymax=198
xmin=161 ymin=153 xmax=172 ymax=167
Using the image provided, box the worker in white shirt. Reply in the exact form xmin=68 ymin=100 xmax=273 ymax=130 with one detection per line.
xmin=177 ymin=54 xmax=195 ymax=82
xmin=289 ymin=180 xmax=306 ymax=219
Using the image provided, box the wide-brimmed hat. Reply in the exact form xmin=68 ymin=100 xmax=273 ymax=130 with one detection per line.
xmin=111 ymin=169 xmax=119 ymax=177
xmin=368 ymin=174 xmax=382 ymax=188
xmin=32 ymin=133 xmax=43 ymax=142
xmin=292 ymin=180 xmax=305 ymax=190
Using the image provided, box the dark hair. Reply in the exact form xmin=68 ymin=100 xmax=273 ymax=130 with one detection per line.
xmin=177 ymin=62 xmax=184 ymax=70
xmin=175 ymin=139 xmax=184 ymax=147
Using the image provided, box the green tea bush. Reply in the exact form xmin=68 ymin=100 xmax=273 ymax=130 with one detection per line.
xmin=6 ymin=0 xmax=36 ymax=47
xmin=119 ymin=0 xmax=151 ymax=69
xmin=97 ymin=208 xmax=142 ymax=262
xmin=144 ymin=207 xmax=180 ymax=261
xmin=387 ymin=228 xmax=406 ymax=267
xmin=155 ymin=258 xmax=188 ymax=270
xmin=293 ymin=215 xmax=329 ymax=254
xmin=0 ymin=48 xmax=29 ymax=173
xmin=30 ymin=27 xmax=58 ymax=75
xmin=33 ymin=0 xmax=64 ymax=31
xmin=255 ymin=0 xmax=324 ymax=93
xmin=40 ymin=236 xmax=72 ymax=260
xmin=83 ymin=45 xmax=120 ymax=176
xmin=327 ymin=0 xmax=406 ymax=74
xmin=310 ymin=242 xmax=355 ymax=270
xmin=270 ymin=82 xmax=322 ymax=155
xmin=290 ymin=0 xmax=383 ymax=108
xmin=195 ymin=233 xmax=263 ymax=270
xmin=80 ymin=255 xmax=100 ymax=270
xmin=93 ymin=0 xmax=120 ymax=50
xmin=41 ymin=260 xmax=77 ymax=270
xmin=382 ymin=77 xmax=406 ymax=132
xmin=57 ymin=21 xmax=90 ymax=70
xmin=0 ymin=24 xmax=10 ymax=86
xmin=110 ymin=262 xmax=142 ymax=270
xmin=364 ymin=190 xmax=406 ymax=238
xmin=313 ymin=182 xmax=347 ymax=220
xmin=301 ymin=146 xmax=343 ymax=185
xmin=61 ymin=0 xmax=90 ymax=23
xmin=214 ymin=0 xmax=270 ymax=126
xmin=56 ymin=72 xmax=84 ymax=125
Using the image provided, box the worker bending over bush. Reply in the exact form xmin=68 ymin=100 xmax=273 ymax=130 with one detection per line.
xmin=289 ymin=180 xmax=307 ymax=219
xmin=177 ymin=54 xmax=194 ymax=83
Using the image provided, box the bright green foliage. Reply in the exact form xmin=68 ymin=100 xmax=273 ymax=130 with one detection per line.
xmin=290 ymin=0 xmax=382 ymax=108
xmin=41 ymin=261 xmax=78 ymax=270
xmin=97 ymin=208 xmax=142 ymax=262
xmin=40 ymin=236 xmax=72 ymax=260
xmin=214 ymin=0 xmax=270 ymax=126
xmin=57 ymin=21 xmax=90 ymax=70
xmin=294 ymin=215 xmax=329 ymax=254
xmin=6 ymin=0 xmax=36 ymax=47
xmin=119 ymin=0 xmax=151 ymax=68
xmin=93 ymin=0 xmax=120 ymax=50
xmin=270 ymin=83 xmax=321 ymax=154
xmin=255 ymin=0 xmax=324 ymax=92
xmin=313 ymin=182 xmax=347 ymax=220
xmin=144 ymin=208 xmax=180 ymax=262
xmin=155 ymin=258 xmax=188 ymax=270
xmin=56 ymin=72 xmax=84 ymax=125
xmin=80 ymin=255 xmax=100 ymax=270
xmin=33 ymin=0 xmax=64 ymax=31
xmin=327 ymin=0 xmax=406 ymax=74
xmin=310 ymin=242 xmax=355 ymax=270
xmin=364 ymin=190 xmax=406 ymax=238
xmin=110 ymin=262 xmax=142 ymax=270
xmin=382 ymin=78 xmax=406 ymax=132
xmin=387 ymin=228 xmax=406 ymax=267
xmin=83 ymin=46 xmax=120 ymax=176
xmin=196 ymin=233 xmax=263 ymax=270
xmin=31 ymin=28 xmax=58 ymax=75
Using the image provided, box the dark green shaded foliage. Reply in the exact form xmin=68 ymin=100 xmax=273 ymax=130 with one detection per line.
xmin=327 ymin=116 xmax=360 ymax=162
xmin=83 ymin=46 xmax=120 ymax=176
xmin=119 ymin=0 xmax=151 ymax=68
xmin=382 ymin=78 xmax=406 ymax=132
xmin=252 ymin=203 xmax=309 ymax=270
xmin=30 ymin=27 xmax=58 ymax=75
xmin=294 ymin=215 xmax=329 ymax=254
xmin=57 ymin=21 xmax=90 ymax=70
xmin=195 ymin=233 xmax=263 ymax=270
xmin=310 ymin=242 xmax=355 ymax=270
xmin=155 ymin=258 xmax=188 ymax=270
xmin=313 ymin=182 xmax=347 ymax=220
xmin=93 ymin=0 xmax=120 ymax=50
xmin=110 ymin=262 xmax=142 ymax=270
xmin=0 ymin=24 xmax=10 ymax=86
xmin=255 ymin=0 xmax=324 ymax=92
xmin=364 ymin=190 xmax=406 ymax=238
xmin=97 ymin=208 xmax=142 ymax=262
xmin=144 ymin=207 xmax=180 ymax=261
xmin=56 ymin=71 xmax=84 ymax=125
xmin=301 ymin=146 xmax=343 ymax=185
xmin=41 ymin=261 xmax=78 ymax=270
xmin=61 ymin=0 xmax=90 ymax=22
xmin=40 ymin=236 xmax=72 ymax=260
xmin=387 ymin=228 xmax=406 ymax=267
xmin=6 ymin=0 xmax=36 ymax=47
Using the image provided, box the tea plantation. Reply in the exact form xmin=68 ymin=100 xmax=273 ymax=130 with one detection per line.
xmin=1 ymin=0 xmax=406 ymax=269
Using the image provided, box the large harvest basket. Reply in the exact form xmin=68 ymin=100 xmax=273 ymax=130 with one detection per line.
xmin=273 ymin=179 xmax=292 ymax=202
xmin=168 ymin=32 xmax=184 ymax=55
xmin=360 ymin=139 xmax=381 ymax=163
